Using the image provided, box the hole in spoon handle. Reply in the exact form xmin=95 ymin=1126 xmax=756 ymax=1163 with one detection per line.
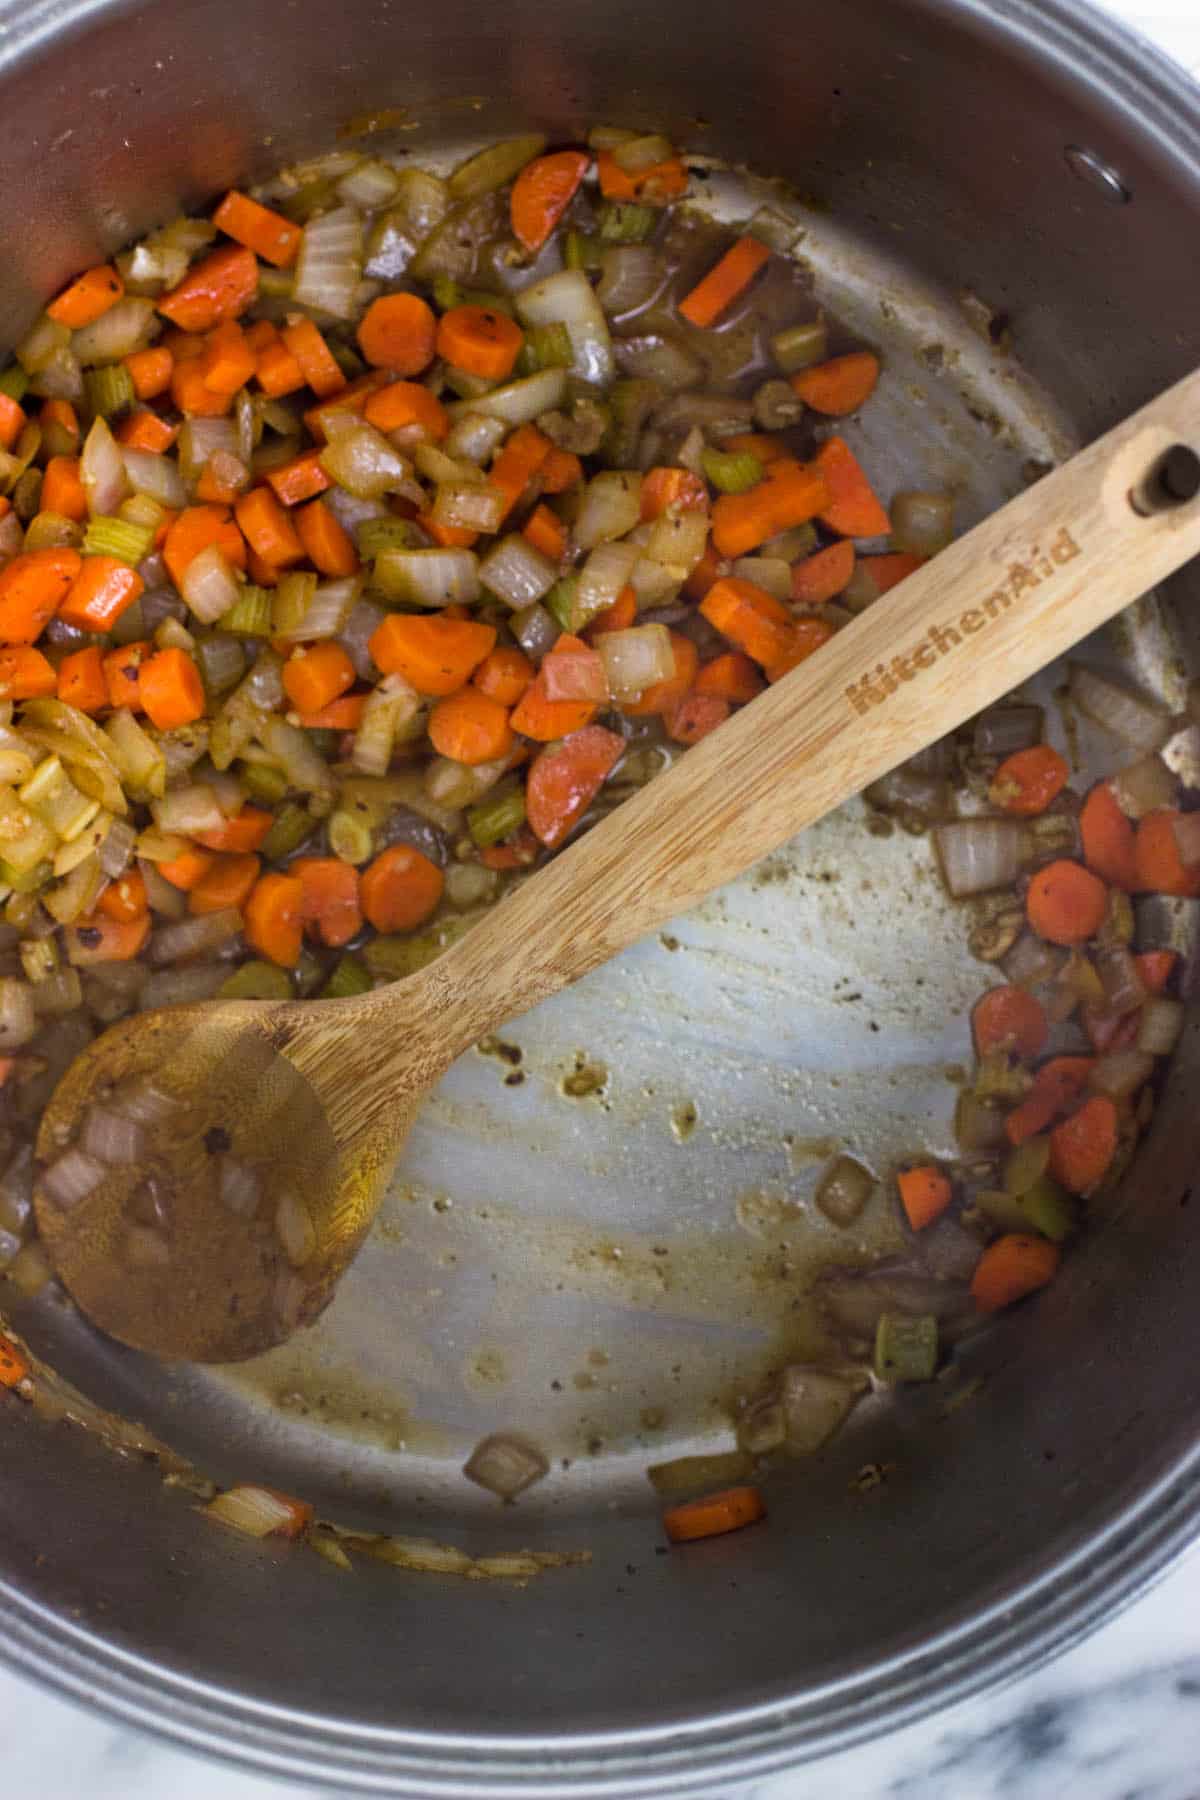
xmin=1129 ymin=444 xmax=1200 ymax=516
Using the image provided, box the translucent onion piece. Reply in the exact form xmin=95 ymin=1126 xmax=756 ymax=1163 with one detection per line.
xmin=1138 ymin=996 xmax=1184 ymax=1056
xmin=148 ymin=907 xmax=242 ymax=965
xmin=1089 ymin=1048 xmax=1155 ymax=1098
xmin=516 ymin=270 xmax=614 ymax=388
xmin=195 ymin=633 xmax=246 ymax=694
xmin=138 ymin=964 xmax=229 ymax=1009
xmin=779 ymin=1365 xmax=866 ymax=1456
xmin=577 ymin=540 xmax=640 ymax=619
xmin=614 ymin=332 xmax=703 ymax=392
xmin=80 ymin=416 xmax=129 ymax=518
xmin=114 ymin=1080 xmax=182 ymax=1126
xmin=597 ymin=623 xmax=674 ymax=702
xmin=1094 ymin=944 xmax=1146 ymax=1016
xmin=98 ymin=816 xmax=137 ymax=879
xmin=257 ymin=714 xmax=334 ymax=797
xmin=511 ymin=602 xmax=559 ymax=660
xmin=373 ymin=547 xmax=481 ymax=608
xmin=596 ymin=246 xmax=664 ymax=317
xmin=933 ymin=817 xmax=1026 ymax=899
xmin=647 ymin=507 xmax=708 ymax=573
xmin=276 ymin=1190 xmax=316 ymax=1267
xmin=444 ymin=412 xmax=507 ymax=466
xmin=732 ymin=555 xmax=792 ymax=600
xmin=82 ymin=1103 xmax=145 ymax=1166
xmin=181 ymin=544 xmax=240 ymax=625
xmin=1002 ymin=932 xmax=1065 ymax=989
xmin=41 ymin=1144 xmax=105 ymax=1209
xmin=1113 ymin=755 xmax=1179 ymax=820
xmin=336 ymin=158 xmax=401 ymax=209
xmin=816 ymin=1155 xmax=876 ymax=1226
xmin=365 ymin=1535 xmax=473 ymax=1574
xmin=478 ymin=534 xmax=558 ymax=609
xmin=1069 ymin=664 xmax=1171 ymax=753
xmin=891 ymin=490 xmax=954 ymax=556
xmin=204 ymin=1485 xmax=308 ymax=1539
xmin=152 ymin=781 xmax=224 ymax=835
xmin=352 ymin=675 xmax=420 ymax=776
xmin=432 ymin=479 xmax=506 ymax=535
xmin=973 ymin=704 xmax=1044 ymax=757
xmin=0 ymin=979 xmax=35 ymax=1049
xmin=178 ymin=416 xmax=239 ymax=485
xmin=320 ymin=423 xmax=415 ymax=501
xmin=454 ymin=367 xmax=567 ymax=428
xmin=574 ymin=471 xmax=643 ymax=551
xmin=277 ymin=576 xmax=360 ymax=643
xmin=71 ymin=297 xmax=158 ymax=366
xmin=293 ymin=206 xmax=363 ymax=320
xmin=463 ymin=1431 xmax=549 ymax=1498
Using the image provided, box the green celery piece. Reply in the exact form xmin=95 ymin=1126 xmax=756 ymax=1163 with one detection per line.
xmin=701 ymin=447 xmax=763 ymax=494
xmin=82 ymin=515 xmax=154 ymax=565
xmin=85 ymin=363 xmax=135 ymax=419
xmin=221 ymin=585 xmax=272 ymax=637
xmin=239 ymin=761 xmax=288 ymax=805
xmin=597 ymin=201 xmax=656 ymax=243
xmin=467 ymin=783 xmax=526 ymax=849
xmin=260 ymin=802 xmax=313 ymax=861
xmin=874 ymin=1312 xmax=938 ymax=1383
xmin=322 ymin=954 xmax=372 ymax=999
xmin=0 ymin=365 xmax=29 ymax=403
xmin=217 ymin=960 xmax=293 ymax=1001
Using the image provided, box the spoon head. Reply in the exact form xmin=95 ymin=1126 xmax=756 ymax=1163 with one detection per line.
xmin=34 ymin=1002 xmax=385 ymax=1362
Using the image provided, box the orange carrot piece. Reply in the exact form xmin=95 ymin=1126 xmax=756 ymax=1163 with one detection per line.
xmin=158 ymin=244 xmax=259 ymax=333
xmin=290 ymin=856 xmax=362 ymax=948
xmin=663 ymin=1485 xmax=766 ymax=1544
xmin=368 ymin=613 xmax=496 ymax=696
xmin=1135 ymin=950 xmax=1178 ymax=994
xmin=58 ymin=556 xmax=144 ymax=632
xmin=595 ymin=151 xmax=688 ymax=204
xmin=360 ymin=844 xmax=444 ymax=933
xmin=791 ymin=539 xmax=855 ymax=605
xmin=1134 ymin=809 xmax=1200 ymax=898
xmin=138 ymin=646 xmax=205 ymax=730
xmin=195 ymin=450 xmax=250 ymax=506
xmin=280 ymin=319 xmax=346 ymax=399
xmin=172 ymin=358 xmax=234 ymax=418
xmin=791 ymin=351 xmax=881 ymax=416
xmin=0 ymin=393 xmax=25 ymax=452
xmin=972 ymin=984 xmax=1049 ymax=1059
xmin=1025 ymin=859 xmax=1108 ymax=946
xmin=510 ymin=150 xmax=589 ymax=253
xmin=97 ymin=867 xmax=148 ymax=923
xmin=39 ymin=399 xmax=81 ymax=458
xmin=683 ymin=540 xmax=724 ymax=604
xmin=243 ymin=872 xmax=305 ymax=967
xmin=480 ymin=825 xmax=540 ymax=871
xmin=64 ymin=912 xmax=151 ymax=964
xmin=1080 ymin=781 xmax=1138 ymax=892
xmin=356 ymin=293 xmax=437 ymax=375
xmin=428 ymin=688 xmax=514 ymax=766
xmin=857 ymin=552 xmax=925 ymax=596
xmin=199 ymin=319 xmax=256 ymax=398
xmin=694 ymin=652 xmax=763 ymax=704
xmin=525 ymin=723 xmax=625 ymax=849
xmin=639 ymin=466 xmax=710 ymax=521
xmin=296 ymin=693 xmax=367 ymax=731
xmin=510 ymin=633 xmax=601 ymax=740
xmin=699 ymin=576 xmax=794 ymax=669
xmin=0 ymin=1335 xmax=27 ymax=1388
xmin=123 ymin=345 xmax=174 ymax=400
xmin=666 ymin=690 xmax=729 ymax=744
xmin=194 ymin=807 xmax=273 ymax=854
xmin=161 ymin=327 xmax=206 ymax=361
xmin=812 ymin=436 xmax=892 ymax=538
xmin=522 ymin=502 xmax=567 ymax=562
xmin=364 ymin=380 xmax=449 ymax=441
xmin=539 ymin=447 xmax=583 ymax=494
xmin=212 ymin=190 xmax=302 ymax=268
xmin=989 ymin=745 xmax=1070 ymax=817
xmin=188 ymin=852 xmax=261 ymax=916
xmin=281 ymin=641 xmax=356 ymax=715
xmin=0 ymin=646 xmax=56 ymax=700
xmin=587 ymin=584 xmax=639 ymax=637
xmin=970 ymin=1234 xmax=1060 ymax=1313
xmin=243 ymin=320 xmax=279 ymax=355
xmin=256 ymin=339 xmax=306 ymax=398
xmin=40 ymin=455 xmax=88 ymax=521
xmin=623 ymin=631 xmax=699 ymax=717
xmin=265 ymin=450 xmax=331 ymax=508
xmin=473 ymin=645 xmax=534 ymax=707
xmin=436 ymin=304 xmax=524 ymax=382
xmin=158 ymin=846 xmax=216 ymax=891
xmin=0 ymin=546 xmax=82 ymax=643
xmin=710 ymin=460 xmax=829 ymax=559
xmin=1004 ymin=1056 xmax=1095 ymax=1147
xmin=723 ymin=433 xmax=786 ymax=466
xmin=764 ymin=615 xmax=835 ymax=683
xmin=162 ymin=505 xmax=246 ymax=590
xmin=56 ymin=644 xmax=108 ymax=713
xmin=47 ymin=264 xmax=123 ymax=329
xmin=293 ymin=497 xmax=358 ymax=578
xmin=416 ymin=511 xmax=478 ymax=550
xmin=897 ymin=1164 xmax=953 ymax=1230
xmin=490 ymin=422 xmax=553 ymax=520
xmin=1050 ymin=1094 xmax=1119 ymax=1195
xmin=102 ymin=641 xmax=149 ymax=710
xmin=678 ymin=236 xmax=770 ymax=329
xmin=235 ymin=486 xmax=305 ymax=569
xmin=116 ymin=408 xmax=178 ymax=453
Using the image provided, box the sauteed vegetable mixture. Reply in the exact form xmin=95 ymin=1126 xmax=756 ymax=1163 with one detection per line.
xmin=0 ymin=128 xmax=1195 ymax=1554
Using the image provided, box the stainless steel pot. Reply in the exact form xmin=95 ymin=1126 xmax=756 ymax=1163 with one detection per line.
xmin=1 ymin=0 xmax=1200 ymax=1793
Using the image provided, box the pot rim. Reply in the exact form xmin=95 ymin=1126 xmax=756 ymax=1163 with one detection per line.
xmin=1 ymin=0 xmax=1199 ymax=1790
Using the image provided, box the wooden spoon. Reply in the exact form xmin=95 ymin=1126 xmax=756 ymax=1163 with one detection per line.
xmin=34 ymin=373 xmax=1200 ymax=1362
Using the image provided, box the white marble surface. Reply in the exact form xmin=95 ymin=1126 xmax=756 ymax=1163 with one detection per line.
xmin=6 ymin=3 xmax=1200 ymax=1796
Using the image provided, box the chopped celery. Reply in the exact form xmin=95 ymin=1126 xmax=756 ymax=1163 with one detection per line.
xmin=260 ymin=802 xmax=313 ymax=861
xmin=0 ymin=365 xmax=28 ymax=403
xmin=701 ymin=447 xmax=763 ymax=494
xmin=294 ymin=946 xmax=325 ymax=997
xmin=221 ymin=585 xmax=272 ymax=637
xmin=0 ymin=857 xmax=51 ymax=895
xmin=771 ymin=319 xmax=828 ymax=374
xmin=305 ymin=727 xmax=338 ymax=758
xmin=356 ymin=516 xmax=420 ymax=560
xmin=467 ymin=783 xmax=526 ymax=849
xmin=85 ymin=362 xmax=135 ymax=419
xmin=597 ymin=202 xmax=656 ymax=244
xmin=565 ymin=231 xmax=604 ymax=272
xmin=364 ymin=911 xmax=480 ymax=980
xmin=272 ymin=571 xmax=317 ymax=637
xmin=976 ymin=1178 xmax=1075 ymax=1243
xmin=432 ymin=275 xmax=514 ymax=316
xmin=257 ymin=265 xmax=295 ymax=299
xmin=327 ymin=807 xmax=374 ymax=865
xmin=239 ymin=761 xmax=288 ymax=805
xmin=515 ymin=322 xmax=572 ymax=377
xmin=602 ymin=378 xmax=658 ymax=466
xmin=19 ymin=755 xmax=96 ymax=840
xmin=82 ymin=514 xmax=155 ymax=566
xmin=441 ymin=367 xmax=496 ymax=401
xmin=281 ymin=176 xmax=338 ymax=223
xmin=217 ymin=960 xmax=293 ymax=1001
xmin=322 ymin=953 xmax=372 ymax=999
xmin=874 ymin=1312 xmax=938 ymax=1383
xmin=545 ymin=576 xmax=596 ymax=633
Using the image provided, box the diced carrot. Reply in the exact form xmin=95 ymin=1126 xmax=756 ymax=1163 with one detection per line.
xmin=970 ymin=1234 xmax=1060 ymax=1313
xmin=244 ymin=320 xmax=279 ymax=355
xmin=699 ymin=576 xmax=793 ymax=668
xmin=235 ymin=486 xmax=306 ymax=569
xmin=971 ymin=984 xmax=1049 ymax=1059
xmin=102 ymin=641 xmax=149 ymax=711
xmin=595 ymin=150 xmax=688 ymax=204
xmin=294 ymin=497 xmax=358 ymax=578
xmin=490 ymin=423 xmax=553 ymax=520
xmin=360 ymin=844 xmax=444 ymax=933
xmin=791 ymin=539 xmax=855 ymax=605
xmin=0 ymin=646 xmax=56 ymax=700
xmin=1135 ymin=950 xmax=1177 ymax=995
xmin=1080 ymin=781 xmax=1138 ymax=892
xmin=0 ymin=546 xmax=82 ymax=643
xmin=172 ymin=357 xmax=234 ymax=418
xmin=116 ymin=408 xmax=178 ymax=452
xmin=158 ymin=846 xmax=217 ymax=891
xmin=764 ymin=615 xmax=835 ymax=683
xmin=428 ymin=687 xmax=514 ymax=765
xmin=437 ymin=304 xmax=524 ymax=382
xmin=639 ymin=466 xmax=709 ymax=521
xmin=678 ymin=236 xmax=771 ymax=329
xmin=199 ymin=319 xmax=256 ymax=398
xmin=368 ymin=613 xmax=496 ymax=696
xmin=265 ymin=450 xmax=331 ymax=508
xmin=791 ymin=352 xmax=881 ymax=416
xmin=1049 ymin=1094 xmax=1119 ymax=1195
xmin=1004 ymin=1056 xmax=1095 ymax=1147
xmin=666 ymin=690 xmax=729 ymax=744
xmin=162 ymin=505 xmax=246 ymax=590
xmin=684 ymin=540 xmax=724 ymax=603
xmin=539 ymin=447 xmax=583 ymax=494
xmin=473 ymin=645 xmax=534 ymax=707
xmin=295 ymin=693 xmax=367 ymax=730
xmin=812 ymin=436 xmax=891 ymax=538
xmin=56 ymin=644 xmax=108 ymax=714
xmin=0 ymin=393 xmax=25 ymax=452
xmin=0 ymin=1334 xmax=27 ymax=1388
xmin=188 ymin=852 xmax=261 ymax=916
xmin=39 ymin=397 xmax=80 ymax=453
xmin=723 ymin=433 xmax=786 ymax=465
xmin=897 ymin=1163 xmax=953 ymax=1230
xmin=710 ymin=460 xmax=829 ymax=558
xmin=280 ymin=319 xmax=346 ymax=400
xmin=856 ymin=552 xmax=925 ymax=597
xmin=1134 ymin=809 xmax=1200 ymax=898
xmin=195 ymin=450 xmax=249 ymax=506
xmin=525 ymin=723 xmax=625 ymax=849
xmin=416 ymin=511 xmax=478 ymax=550
xmin=587 ymin=584 xmax=638 ymax=637
xmin=256 ymin=339 xmax=306 ymax=398
xmin=212 ymin=190 xmax=302 ymax=268
xmin=161 ymin=327 xmax=206 ymax=361
xmin=509 ymin=150 xmax=589 ymax=253
xmin=693 ymin=651 xmax=764 ymax=704
xmin=989 ymin=745 xmax=1070 ymax=817
xmin=623 ymin=630 xmax=699 ymax=717
xmin=58 ymin=556 xmax=144 ymax=632
xmin=290 ymin=856 xmax=362 ymax=948
xmin=1025 ymin=859 xmax=1108 ymax=945
xmin=663 ymin=1485 xmax=766 ymax=1544
xmin=97 ymin=867 xmax=148 ymax=923
xmin=364 ymin=380 xmax=449 ymax=441
xmin=158 ymin=244 xmax=259 ymax=333
xmin=509 ymin=633 xmax=599 ymax=739
xmin=522 ymin=502 xmax=567 ymax=562
xmin=47 ymin=264 xmax=123 ymax=328
xmin=123 ymin=345 xmax=174 ymax=401
xmin=38 ymin=453 xmax=85 ymax=519
xmin=138 ymin=646 xmax=205 ymax=730
xmin=356 ymin=293 xmax=437 ymax=375
xmin=64 ymin=912 xmax=151 ymax=964
xmin=281 ymin=641 xmax=356 ymax=715
xmin=194 ymin=807 xmax=273 ymax=854
xmin=480 ymin=825 xmax=540 ymax=870
xmin=243 ymin=872 xmax=305 ymax=967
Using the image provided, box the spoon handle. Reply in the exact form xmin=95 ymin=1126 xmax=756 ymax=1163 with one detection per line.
xmin=388 ymin=367 xmax=1200 ymax=1056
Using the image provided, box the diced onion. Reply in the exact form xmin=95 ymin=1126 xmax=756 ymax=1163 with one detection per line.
xmin=815 ymin=1155 xmax=876 ymax=1226
xmin=149 ymin=907 xmax=242 ymax=964
xmin=40 ymin=1144 xmax=105 ymax=1209
xmin=366 ymin=1535 xmax=473 ymax=1574
xmin=257 ymin=714 xmax=334 ymax=797
xmin=1113 ymin=756 xmax=1178 ymax=820
xmin=336 ymin=158 xmax=401 ymax=209
xmin=732 ymin=555 xmax=792 ymax=600
xmin=1138 ymin=995 xmax=1184 ymax=1056
xmin=478 ymin=534 xmax=558 ymax=609
xmin=122 ymin=445 xmax=189 ymax=508
xmin=891 ymin=491 xmax=954 ymax=556
xmin=463 ymin=1431 xmax=549 ymax=1498
xmin=204 ymin=1485 xmax=308 ymax=1539
xmin=578 ymin=540 xmax=640 ymax=619
xmin=1089 ymin=1048 xmax=1155 ymax=1098
xmin=98 ymin=816 xmax=137 ymax=879
xmin=178 ymin=417 xmax=239 ymax=485
xmin=516 ymin=270 xmax=614 ymax=388
xmin=293 ymin=205 xmax=363 ymax=320
xmin=373 ymin=547 xmax=481 ymax=608
xmin=1070 ymin=665 xmax=1171 ymax=753
xmin=597 ymin=624 xmax=674 ymax=702
xmin=276 ymin=1190 xmax=315 ymax=1266
xmin=596 ymin=246 xmax=664 ymax=317
xmin=647 ymin=507 xmax=708 ymax=573
xmin=454 ymin=367 xmax=567 ymax=428
xmin=0 ymin=978 xmax=36 ymax=1049
xmin=444 ymin=413 xmax=507 ymax=466
xmin=512 ymin=601 xmax=559 ymax=659
xmin=1172 ymin=811 xmax=1200 ymax=869
xmin=181 ymin=544 xmax=241 ymax=624
xmin=278 ymin=576 xmax=360 ymax=643
xmin=1095 ymin=944 xmax=1146 ymax=1015
xmin=779 ymin=1365 xmax=865 ymax=1456
xmin=933 ymin=817 xmax=1026 ymax=899
xmin=320 ymin=423 xmax=416 ymax=501
xmin=114 ymin=1080 xmax=182 ymax=1126
xmin=432 ymin=480 xmax=506 ymax=535
xmin=80 ymin=416 xmax=129 ymax=518
xmin=352 ymin=674 xmax=420 ymax=776
xmin=973 ymin=704 xmax=1044 ymax=757
xmin=71 ymin=297 xmax=158 ymax=366
xmin=614 ymin=332 xmax=703 ymax=392
xmin=574 ymin=471 xmax=643 ymax=551
xmin=152 ymin=781 xmax=224 ymax=835
xmin=195 ymin=633 xmax=246 ymax=694
xmin=1002 ymin=932 xmax=1065 ymax=989
xmin=82 ymin=1104 xmax=145 ymax=1166
xmin=139 ymin=964 xmax=228 ymax=1009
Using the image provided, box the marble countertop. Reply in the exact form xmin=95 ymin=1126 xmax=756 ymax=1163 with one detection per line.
xmin=5 ymin=3 xmax=1200 ymax=1796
